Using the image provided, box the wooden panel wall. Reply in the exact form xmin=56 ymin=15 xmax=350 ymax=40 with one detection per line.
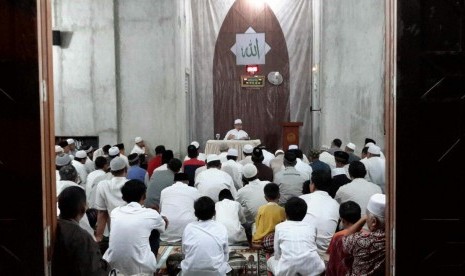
xmin=213 ymin=0 xmax=290 ymax=151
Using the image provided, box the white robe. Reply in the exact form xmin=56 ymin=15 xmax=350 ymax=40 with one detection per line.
xmin=223 ymin=129 xmax=248 ymax=140
xmin=215 ymin=199 xmax=247 ymax=244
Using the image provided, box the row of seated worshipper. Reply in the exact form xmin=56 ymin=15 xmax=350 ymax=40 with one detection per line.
xmin=51 ymin=172 xmax=386 ymax=276
xmin=52 ymin=137 xmax=386 ymax=275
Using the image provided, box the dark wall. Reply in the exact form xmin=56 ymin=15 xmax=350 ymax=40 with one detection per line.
xmin=397 ymin=0 xmax=465 ymax=274
xmin=0 ymin=0 xmax=45 ymax=274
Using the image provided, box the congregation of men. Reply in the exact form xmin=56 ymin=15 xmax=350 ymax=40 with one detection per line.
xmin=52 ymin=126 xmax=386 ymax=276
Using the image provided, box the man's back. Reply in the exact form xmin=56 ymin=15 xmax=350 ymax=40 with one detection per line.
xmin=274 ymin=167 xmax=307 ymax=205
xmin=239 ymin=156 xmax=253 ymax=166
xmin=147 ymin=155 xmax=162 ymax=177
xmin=335 ymin=178 xmax=382 ymax=216
xmin=295 ymin=159 xmax=313 ymax=179
xmin=348 ymin=152 xmax=361 ymax=163
xmin=145 ymin=169 xmax=175 ymax=208
xmin=364 ymin=157 xmax=385 ymax=192
xmin=236 ymin=179 xmax=268 ymax=223
xmin=300 ymin=191 xmax=340 ymax=255
xmin=270 ymin=155 xmax=284 ymax=175
xmin=195 ymin=168 xmax=236 ymax=202
xmin=52 ymin=219 xmax=108 ymax=276
xmin=94 ymin=177 xmax=128 ymax=214
xmin=254 ymin=162 xmax=273 ymax=182
xmin=181 ymin=220 xmax=231 ymax=274
xmin=329 ymin=169 xmax=351 ymax=198
xmin=253 ymin=203 xmax=286 ymax=242
xmin=160 ymin=182 xmax=200 ymax=242
xmin=221 ymin=160 xmax=243 ymax=190
xmin=343 ymin=229 xmax=386 ymax=276
xmin=310 ymin=159 xmax=331 ymax=173
xmin=273 ymin=221 xmax=325 ymax=276
xmin=103 ymin=202 xmax=165 ymax=275
xmin=127 ymin=165 xmax=148 ymax=185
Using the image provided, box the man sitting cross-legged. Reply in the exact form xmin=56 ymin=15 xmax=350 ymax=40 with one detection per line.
xmin=266 ymin=197 xmax=325 ymax=276
xmin=103 ymin=180 xmax=167 ymax=275
xmin=252 ymin=183 xmax=286 ymax=252
xmin=181 ymin=196 xmax=232 ymax=275
xmin=52 ymin=186 xmax=110 ymax=275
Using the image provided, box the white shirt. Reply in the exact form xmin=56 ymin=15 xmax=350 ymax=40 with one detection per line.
xmin=215 ymin=199 xmax=247 ymax=244
xmin=55 ymin=170 xmax=60 ymax=181
xmin=331 ymin=167 xmax=350 ymax=178
xmin=218 ymin=152 xmax=228 ymax=163
xmin=181 ymin=220 xmax=231 ymax=275
xmin=319 ymin=151 xmax=336 ymax=170
xmin=269 ymin=221 xmax=325 ymax=276
xmin=55 ymin=181 xmax=95 ymax=238
xmin=84 ymin=157 xmax=95 ymax=173
xmin=94 ymin=176 xmax=128 ymax=214
xmin=194 ymin=165 xmax=207 ymax=182
xmin=195 ymin=168 xmax=237 ymax=202
xmin=295 ymin=158 xmax=313 ymax=179
xmin=85 ymin=169 xmax=105 ymax=206
xmin=262 ymin=149 xmax=274 ymax=167
xmin=300 ymin=191 xmax=340 ymax=255
xmin=160 ymin=182 xmax=200 ymax=243
xmin=238 ymin=156 xmax=253 ymax=166
xmin=363 ymin=156 xmax=385 ymax=192
xmin=334 ymin=178 xmax=383 ymax=216
xmin=221 ymin=159 xmax=243 ymax=190
xmin=103 ymin=202 xmax=165 ymax=275
xmin=72 ymin=160 xmax=88 ymax=187
xmin=224 ymin=129 xmax=249 ymax=140
xmin=153 ymin=163 xmax=168 ymax=175
xmin=236 ymin=179 xmax=269 ymax=223
xmin=131 ymin=144 xmax=146 ymax=155
xmin=56 ymin=180 xmax=82 ymax=197
xmin=270 ymin=155 xmax=285 ymax=175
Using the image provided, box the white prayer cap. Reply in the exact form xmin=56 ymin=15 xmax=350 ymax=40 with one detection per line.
xmin=243 ymin=144 xmax=253 ymax=154
xmin=75 ymin=150 xmax=87 ymax=159
xmin=227 ymin=148 xmax=238 ymax=157
xmin=288 ymin=144 xmax=298 ymax=150
xmin=243 ymin=164 xmax=258 ymax=179
xmin=55 ymin=154 xmax=72 ymax=166
xmin=234 ymin=119 xmax=242 ymax=125
xmin=365 ymin=142 xmax=375 ymax=148
xmin=368 ymin=145 xmax=381 ymax=155
xmin=346 ymin=143 xmax=356 ymax=150
xmin=55 ymin=145 xmax=63 ymax=153
xmin=135 ymin=137 xmax=143 ymax=143
xmin=275 ymin=149 xmax=284 ymax=156
xmin=206 ymin=154 xmax=220 ymax=163
xmin=190 ymin=141 xmax=200 ymax=149
xmin=367 ymin=193 xmax=386 ymax=218
xmin=66 ymin=138 xmax=75 ymax=145
xmin=109 ymin=146 xmax=120 ymax=157
xmin=110 ymin=157 xmax=126 ymax=171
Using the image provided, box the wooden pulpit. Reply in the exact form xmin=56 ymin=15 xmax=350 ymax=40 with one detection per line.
xmin=280 ymin=122 xmax=303 ymax=150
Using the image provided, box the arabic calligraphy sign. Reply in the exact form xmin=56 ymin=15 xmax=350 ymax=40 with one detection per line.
xmin=235 ymin=33 xmax=266 ymax=65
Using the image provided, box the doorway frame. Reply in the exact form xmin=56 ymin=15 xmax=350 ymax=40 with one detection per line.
xmin=384 ymin=0 xmax=397 ymax=274
xmin=37 ymin=0 xmax=57 ymax=274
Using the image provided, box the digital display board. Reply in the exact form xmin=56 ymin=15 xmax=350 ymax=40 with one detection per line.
xmin=241 ymin=75 xmax=265 ymax=88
